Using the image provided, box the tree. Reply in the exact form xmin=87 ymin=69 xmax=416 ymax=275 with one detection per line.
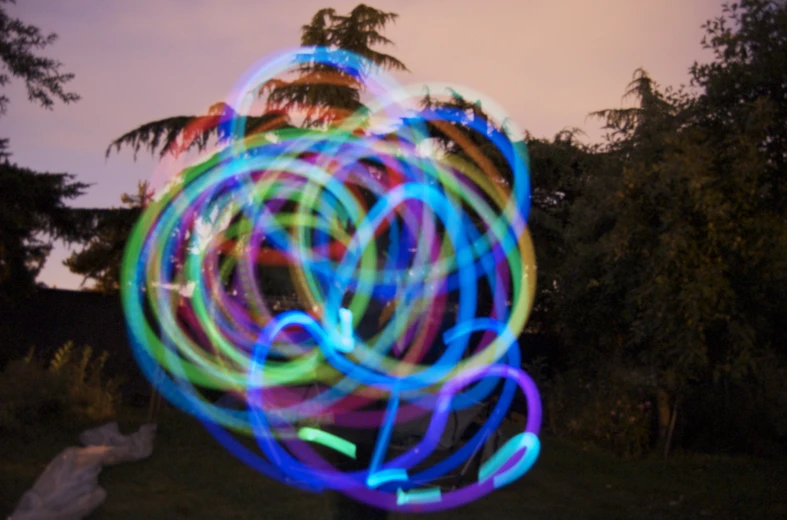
xmin=105 ymin=103 xmax=293 ymax=161
xmin=557 ymin=47 xmax=787 ymax=454
xmin=106 ymin=4 xmax=406 ymax=159
xmin=0 ymin=163 xmax=89 ymax=305
xmin=689 ymin=0 xmax=787 ymax=361
xmin=524 ymin=129 xmax=602 ymax=338
xmin=0 ymin=0 xmax=80 ymax=157
xmin=262 ymin=4 xmax=407 ymax=128
xmin=420 ymin=90 xmax=515 ymax=186
xmin=64 ymin=181 xmax=154 ymax=292
xmin=102 ymin=4 xmax=410 ymax=324
xmin=690 ymin=0 xmax=787 ymax=213
xmin=0 ymin=0 xmax=90 ymax=306
xmin=538 ymin=1 xmax=787 ymax=457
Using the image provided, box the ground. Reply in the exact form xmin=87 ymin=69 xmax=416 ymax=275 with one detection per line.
xmin=1 ymin=406 xmax=785 ymax=519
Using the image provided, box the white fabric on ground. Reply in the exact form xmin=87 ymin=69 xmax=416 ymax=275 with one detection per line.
xmin=9 ymin=422 xmax=156 ymax=520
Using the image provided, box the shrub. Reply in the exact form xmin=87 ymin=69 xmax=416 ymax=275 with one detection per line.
xmin=0 ymin=342 xmax=122 ymax=432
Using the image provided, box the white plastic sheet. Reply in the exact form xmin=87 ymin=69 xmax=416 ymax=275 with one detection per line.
xmin=9 ymin=423 xmax=156 ymax=520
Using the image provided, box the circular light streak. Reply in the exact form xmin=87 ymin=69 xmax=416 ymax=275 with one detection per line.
xmin=121 ymin=47 xmax=541 ymax=512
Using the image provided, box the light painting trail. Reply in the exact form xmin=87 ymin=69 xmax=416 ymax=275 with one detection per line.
xmin=121 ymin=46 xmax=541 ymax=512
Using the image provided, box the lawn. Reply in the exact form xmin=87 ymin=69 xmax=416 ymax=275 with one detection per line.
xmin=1 ymin=406 xmax=784 ymax=519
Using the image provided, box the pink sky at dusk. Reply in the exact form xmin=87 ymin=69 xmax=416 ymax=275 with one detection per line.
xmin=3 ymin=0 xmax=724 ymax=290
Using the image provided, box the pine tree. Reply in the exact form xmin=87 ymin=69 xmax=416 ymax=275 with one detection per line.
xmin=64 ymin=181 xmax=154 ymax=292
xmin=106 ymin=4 xmax=407 ymax=159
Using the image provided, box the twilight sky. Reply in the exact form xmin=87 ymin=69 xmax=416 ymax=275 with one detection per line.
xmin=3 ymin=0 xmax=724 ymax=290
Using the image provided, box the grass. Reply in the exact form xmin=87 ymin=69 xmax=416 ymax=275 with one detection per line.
xmin=1 ymin=406 xmax=785 ymax=519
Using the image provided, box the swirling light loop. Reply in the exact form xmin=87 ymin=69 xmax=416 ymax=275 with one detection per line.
xmin=121 ymin=46 xmax=540 ymax=512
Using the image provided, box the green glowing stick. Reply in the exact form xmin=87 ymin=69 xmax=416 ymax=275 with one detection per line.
xmin=396 ymin=486 xmax=442 ymax=506
xmin=297 ymin=427 xmax=356 ymax=459
xmin=367 ymin=468 xmax=408 ymax=488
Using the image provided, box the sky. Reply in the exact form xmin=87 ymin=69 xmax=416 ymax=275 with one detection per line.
xmin=3 ymin=0 xmax=724 ymax=290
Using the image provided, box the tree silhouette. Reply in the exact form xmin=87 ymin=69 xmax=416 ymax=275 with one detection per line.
xmin=262 ymin=5 xmax=407 ymax=128
xmin=0 ymin=0 xmax=93 ymax=306
xmin=0 ymin=0 xmax=80 ymax=157
xmin=0 ymin=164 xmax=90 ymax=305
xmin=64 ymin=181 xmax=154 ymax=292
xmin=106 ymin=4 xmax=406 ymax=160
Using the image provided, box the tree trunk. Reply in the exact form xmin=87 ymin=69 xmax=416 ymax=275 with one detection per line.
xmin=656 ymin=388 xmax=671 ymax=440
xmin=663 ymin=398 xmax=679 ymax=460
